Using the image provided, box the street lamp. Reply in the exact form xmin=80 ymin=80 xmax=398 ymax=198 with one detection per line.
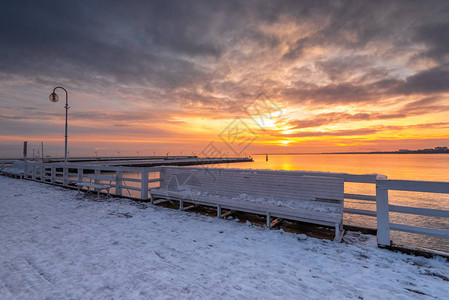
xmin=49 ymin=87 xmax=69 ymax=163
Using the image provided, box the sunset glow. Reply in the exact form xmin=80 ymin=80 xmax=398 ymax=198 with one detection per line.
xmin=1 ymin=1 xmax=448 ymax=157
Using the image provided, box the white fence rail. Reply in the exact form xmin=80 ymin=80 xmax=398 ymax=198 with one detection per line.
xmin=0 ymin=160 xmax=13 ymax=171
xmin=21 ymin=162 xmax=162 ymax=200
xmin=5 ymin=162 xmax=449 ymax=248
xmin=376 ymin=179 xmax=449 ymax=246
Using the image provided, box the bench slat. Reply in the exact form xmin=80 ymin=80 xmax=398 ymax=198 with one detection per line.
xmin=162 ymin=170 xmax=343 ymax=203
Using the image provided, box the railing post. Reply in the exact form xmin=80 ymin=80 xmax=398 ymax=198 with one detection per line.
xmin=51 ymin=167 xmax=55 ymax=184
xmin=376 ymin=177 xmax=390 ymax=247
xmin=159 ymin=168 xmax=166 ymax=189
xmin=63 ymin=166 xmax=68 ymax=187
xmin=77 ymin=168 xmax=83 ymax=185
xmin=116 ymin=170 xmax=123 ymax=196
xmin=94 ymin=169 xmax=100 ymax=184
xmin=40 ymin=164 xmax=45 ymax=182
xmin=24 ymin=161 xmax=28 ymax=179
xmin=141 ymin=170 xmax=149 ymax=200
xmin=32 ymin=165 xmax=36 ymax=181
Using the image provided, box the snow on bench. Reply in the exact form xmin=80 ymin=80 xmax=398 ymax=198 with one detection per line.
xmin=150 ymin=167 xmax=345 ymax=241
xmin=1 ymin=161 xmax=25 ymax=179
xmin=76 ymin=174 xmax=115 ymax=197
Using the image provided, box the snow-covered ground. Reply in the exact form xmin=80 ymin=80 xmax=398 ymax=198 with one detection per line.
xmin=0 ymin=176 xmax=448 ymax=299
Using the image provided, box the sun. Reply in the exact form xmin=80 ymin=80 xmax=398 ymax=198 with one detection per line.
xmin=280 ymin=140 xmax=292 ymax=146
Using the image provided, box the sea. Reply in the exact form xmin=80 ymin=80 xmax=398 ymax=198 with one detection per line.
xmin=205 ymin=154 xmax=449 ymax=253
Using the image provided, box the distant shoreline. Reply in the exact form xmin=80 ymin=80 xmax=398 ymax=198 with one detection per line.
xmin=2 ymin=151 xmax=448 ymax=160
xmin=254 ymin=151 xmax=449 ymax=155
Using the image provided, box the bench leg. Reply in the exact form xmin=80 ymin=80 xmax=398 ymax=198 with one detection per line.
xmin=84 ymin=187 xmax=93 ymax=197
xmin=334 ymin=223 xmax=344 ymax=242
xmin=217 ymin=205 xmax=221 ymax=218
xmin=266 ymin=212 xmax=271 ymax=228
xmin=150 ymin=195 xmax=155 ymax=205
xmin=220 ymin=210 xmax=234 ymax=219
xmin=179 ymin=200 xmax=184 ymax=210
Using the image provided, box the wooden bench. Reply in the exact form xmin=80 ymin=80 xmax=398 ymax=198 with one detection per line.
xmin=76 ymin=174 xmax=115 ymax=197
xmin=150 ymin=167 xmax=345 ymax=241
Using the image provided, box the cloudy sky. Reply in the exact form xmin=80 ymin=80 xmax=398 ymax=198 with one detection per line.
xmin=1 ymin=0 xmax=448 ymax=157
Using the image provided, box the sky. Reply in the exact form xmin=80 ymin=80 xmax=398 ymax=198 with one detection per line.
xmin=0 ymin=0 xmax=448 ymax=158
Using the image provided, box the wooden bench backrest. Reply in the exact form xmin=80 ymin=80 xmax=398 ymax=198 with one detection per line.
xmin=162 ymin=167 xmax=344 ymax=209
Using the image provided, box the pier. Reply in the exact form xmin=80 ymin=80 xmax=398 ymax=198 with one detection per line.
xmin=71 ymin=157 xmax=253 ymax=167
xmin=1 ymin=159 xmax=448 ymax=255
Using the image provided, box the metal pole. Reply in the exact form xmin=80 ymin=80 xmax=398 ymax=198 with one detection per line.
xmin=52 ymin=86 xmax=69 ymax=164
xmin=64 ymin=91 xmax=68 ymax=164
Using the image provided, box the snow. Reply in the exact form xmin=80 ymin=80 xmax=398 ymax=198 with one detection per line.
xmin=232 ymin=192 xmax=339 ymax=214
xmin=1 ymin=176 xmax=448 ymax=299
xmin=167 ymin=187 xmax=340 ymax=215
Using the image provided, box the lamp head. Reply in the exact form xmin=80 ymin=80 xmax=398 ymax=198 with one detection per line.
xmin=49 ymin=92 xmax=59 ymax=102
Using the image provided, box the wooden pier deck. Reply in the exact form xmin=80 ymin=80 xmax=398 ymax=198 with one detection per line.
xmin=69 ymin=157 xmax=253 ymax=167
xmin=47 ymin=155 xmax=197 ymax=163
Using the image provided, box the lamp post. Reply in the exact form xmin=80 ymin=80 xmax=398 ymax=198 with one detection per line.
xmin=49 ymin=87 xmax=69 ymax=164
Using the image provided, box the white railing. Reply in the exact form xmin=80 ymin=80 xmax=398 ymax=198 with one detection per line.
xmin=0 ymin=160 xmax=13 ymax=171
xmin=376 ymin=179 xmax=449 ymax=246
xmin=22 ymin=162 xmax=162 ymax=200
xmin=14 ymin=163 xmax=449 ymax=248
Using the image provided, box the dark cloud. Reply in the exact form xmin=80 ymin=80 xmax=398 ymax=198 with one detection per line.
xmin=0 ymin=0 xmax=227 ymax=92
xmin=400 ymin=66 xmax=449 ymax=94
xmin=414 ymin=21 xmax=449 ymax=63
xmin=281 ymin=79 xmax=400 ymax=105
xmin=315 ymin=56 xmax=376 ymax=82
